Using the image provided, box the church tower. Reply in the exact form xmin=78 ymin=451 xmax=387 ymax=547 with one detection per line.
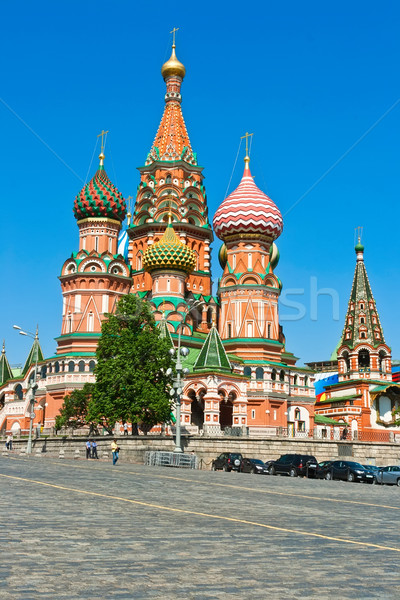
xmin=213 ymin=153 xmax=286 ymax=363
xmin=128 ymin=37 xmax=213 ymax=321
xmin=337 ymin=238 xmax=391 ymax=382
xmin=56 ymin=149 xmax=132 ymax=356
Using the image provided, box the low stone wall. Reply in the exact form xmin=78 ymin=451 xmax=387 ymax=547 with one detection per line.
xmin=3 ymin=434 xmax=400 ymax=468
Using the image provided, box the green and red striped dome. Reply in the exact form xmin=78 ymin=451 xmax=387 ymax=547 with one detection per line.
xmin=74 ymin=159 xmax=126 ymax=222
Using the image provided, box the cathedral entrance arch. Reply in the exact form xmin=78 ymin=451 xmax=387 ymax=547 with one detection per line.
xmin=219 ymin=390 xmax=234 ymax=430
xmin=188 ymin=388 xmax=205 ymax=430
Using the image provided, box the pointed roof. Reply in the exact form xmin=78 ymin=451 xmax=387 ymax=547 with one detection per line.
xmin=0 ymin=341 xmax=13 ymax=386
xmin=213 ymin=156 xmax=283 ymax=241
xmin=146 ymin=43 xmax=196 ymax=166
xmin=193 ymin=326 xmax=231 ymax=372
xmin=339 ymin=241 xmax=385 ymax=350
xmin=22 ymin=336 xmax=44 ymax=376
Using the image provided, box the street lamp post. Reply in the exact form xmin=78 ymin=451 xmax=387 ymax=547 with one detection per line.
xmin=13 ymin=325 xmax=40 ymax=454
xmin=168 ymin=300 xmax=202 ymax=453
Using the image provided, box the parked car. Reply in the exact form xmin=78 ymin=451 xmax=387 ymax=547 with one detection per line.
xmin=362 ymin=464 xmax=381 ymax=483
xmin=212 ymin=453 xmax=243 ymax=472
xmin=316 ymin=460 xmax=334 ymax=479
xmin=374 ymin=465 xmax=400 ymax=486
xmin=268 ymin=454 xmax=319 ymax=478
xmin=323 ymin=460 xmax=375 ymax=483
xmin=241 ymin=458 xmax=269 ymax=474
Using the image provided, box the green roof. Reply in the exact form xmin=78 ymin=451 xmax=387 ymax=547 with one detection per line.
xmin=193 ymin=326 xmax=231 ymax=373
xmin=317 ymin=394 xmax=360 ymax=404
xmin=314 ymin=414 xmax=347 ymax=426
xmin=22 ymin=336 xmax=44 ymax=376
xmin=0 ymin=342 xmax=13 ymax=386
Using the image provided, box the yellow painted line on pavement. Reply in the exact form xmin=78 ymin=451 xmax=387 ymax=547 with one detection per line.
xmin=1 ymin=471 xmax=399 ymax=553
xmin=4 ymin=454 xmax=400 ymax=512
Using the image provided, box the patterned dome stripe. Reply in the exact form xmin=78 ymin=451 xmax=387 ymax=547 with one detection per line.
xmin=213 ymin=168 xmax=283 ymax=241
xmin=74 ymin=167 xmax=126 ymax=222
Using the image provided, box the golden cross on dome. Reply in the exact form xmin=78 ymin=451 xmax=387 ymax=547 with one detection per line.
xmin=97 ymin=129 xmax=109 ymax=153
xmin=170 ymin=27 xmax=179 ymax=46
xmin=240 ymin=131 xmax=253 ymax=156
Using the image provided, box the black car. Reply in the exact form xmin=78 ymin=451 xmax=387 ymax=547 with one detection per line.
xmin=241 ymin=458 xmax=269 ymax=474
xmin=212 ymin=453 xmax=243 ymax=472
xmin=322 ymin=460 xmax=375 ymax=483
xmin=268 ymin=454 xmax=318 ymax=478
xmin=316 ymin=460 xmax=334 ymax=479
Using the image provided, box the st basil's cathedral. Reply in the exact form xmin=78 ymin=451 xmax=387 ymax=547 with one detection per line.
xmin=1 ymin=41 xmax=399 ymax=441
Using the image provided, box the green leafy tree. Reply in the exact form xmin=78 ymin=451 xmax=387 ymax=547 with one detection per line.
xmin=88 ymin=294 xmax=174 ymax=432
xmin=55 ymin=383 xmax=97 ymax=432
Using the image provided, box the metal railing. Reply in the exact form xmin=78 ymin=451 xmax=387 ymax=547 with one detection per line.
xmin=145 ymin=451 xmax=198 ymax=469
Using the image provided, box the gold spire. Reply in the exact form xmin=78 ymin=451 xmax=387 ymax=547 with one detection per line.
xmin=126 ymin=195 xmax=133 ymax=226
xmin=241 ymin=131 xmax=253 ymax=165
xmin=97 ymin=129 xmax=109 ymax=166
xmin=161 ymin=29 xmax=186 ymax=80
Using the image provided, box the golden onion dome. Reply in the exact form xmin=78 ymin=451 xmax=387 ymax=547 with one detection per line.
xmin=161 ymin=45 xmax=186 ymax=80
xmin=143 ymin=221 xmax=196 ymax=274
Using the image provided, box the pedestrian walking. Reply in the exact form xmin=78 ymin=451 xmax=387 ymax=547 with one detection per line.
xmin=5 ymin=435 xmax=11 ymax=450
xmin=7 ymin=434 xmax=13 ymax=450
xmin=86 ymin=439 xmax=91 ymax=459
xmin=111 ymin=439 xmax=119 ymax=465
xmin=91 ymin=440 xmax=98 ymax=459
xmin=123 ymin=422 xmax=128 ymax=436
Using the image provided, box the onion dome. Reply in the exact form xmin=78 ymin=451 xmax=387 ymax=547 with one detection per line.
xmin=218 ymin=243 xmax=228 ymax=269
xmin=73 ymin=153 xmax=126 ymax=222
xmin=213 ymin=156 xmax=283 ymax=241
xmin=161 ymin=44 xmax=186 ymax=80
xmin=143 ymin=221 xmax=196 ymax=274
xmin=355 ymin=239 xmax=364 ymax=253
xmin=270 ymin=242 xmax=280 ymax=270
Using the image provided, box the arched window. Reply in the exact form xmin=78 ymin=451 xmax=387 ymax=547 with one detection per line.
xmin=78 ymin=361 xmax=85 ymax=373
xmin=95 ymin=236 xmax=99 ymax=252
xmin=379 ymin=351 xmax=386 ymax=373
xmin=358 ymin=349 xmax=370 ymax=368
xmin=232 ymin=254 xmax=236 ymax=269
xmin=243 ymin=366 xmax=252 ymax=378
xmin=14 ymin=384 xmax=23 ymax=401
xmin=360 ymin=332 xmax=366 ymax=339
xmin=304 ymin=376 xmax=309 ymax=386
xmin=271 ymin=369 xmax=277 ymax=381
xmin=137 ymin=253 xmax=142 ymax=271
xmin=360 ymin=317 xmax=365 ymax=324
xmin=248 ymin=253 xmax=252 ymax=270
xmin=279 ymin=370 xmax=285 ymax=382
xmin=89 ymin=360 xmax=96 ymax=372
xmin=48 ymin=363 xmax=52 ymax=374
xmin=342 ymin=351 xmax=350 ymax=372
xmin=54 ymin=361 xmax=60 ymax=373
xmin=87 ymin=312 xmax=94 ymax=332
xmin=295 ymin=408 xmax=301 ymax=420
xmin=68 ymin=361 xmax=75 ymax=373
xmin=67 ymin=313 xmax=72 ymax=333
xmin=40 ymin=366 xmax=47 ymax=379
xmin=227 ymin=323 xmax=232 ymax=338
xmin=255 ymin=367 xmax=264 ymax=380
xmin=267 ymin=324 xmax=271 ymax=338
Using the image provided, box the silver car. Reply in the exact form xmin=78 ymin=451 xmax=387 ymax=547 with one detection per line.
xmin=375 ymin=466 xmax=400 ymax=486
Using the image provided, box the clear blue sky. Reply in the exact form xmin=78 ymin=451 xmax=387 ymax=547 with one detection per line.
xmin=1 ymin=0 xmax=399 ymax=366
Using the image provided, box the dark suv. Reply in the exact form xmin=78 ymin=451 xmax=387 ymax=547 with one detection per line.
xmin=268 ymin=454 xmax=318 ymax=478
xmin=212 ymin=453 xmax=243 ymax=472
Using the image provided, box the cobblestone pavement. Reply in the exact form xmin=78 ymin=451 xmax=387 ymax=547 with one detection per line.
xmin=0 ymin=455 xmax=399 ymax=600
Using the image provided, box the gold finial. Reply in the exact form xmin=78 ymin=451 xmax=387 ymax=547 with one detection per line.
xmin=126 ymin=195 xmax=133 ymax=226
xmin=161 ymin=29 xmax=186 ymax=80
xmin=97 ymin=129 xmax=109 ymax=166
xmin=160 ymin=300 xmax=166 ymax=318
xmin=2 ymin=339 xmax=5 ymax=354
xmin=170 ymin=27 xmax=179 ymax=47
xmin=241 ymin=131 xmax=253 ymax=163
xmin=211 ymin=310 xmax=217 ymax=327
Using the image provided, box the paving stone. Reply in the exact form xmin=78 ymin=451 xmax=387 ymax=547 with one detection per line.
xmin=0 ymin=456 xmax=399 ymax=599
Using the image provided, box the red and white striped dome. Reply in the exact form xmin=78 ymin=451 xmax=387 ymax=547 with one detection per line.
xmin=213 ymin=157 xmax=283 ymax=241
